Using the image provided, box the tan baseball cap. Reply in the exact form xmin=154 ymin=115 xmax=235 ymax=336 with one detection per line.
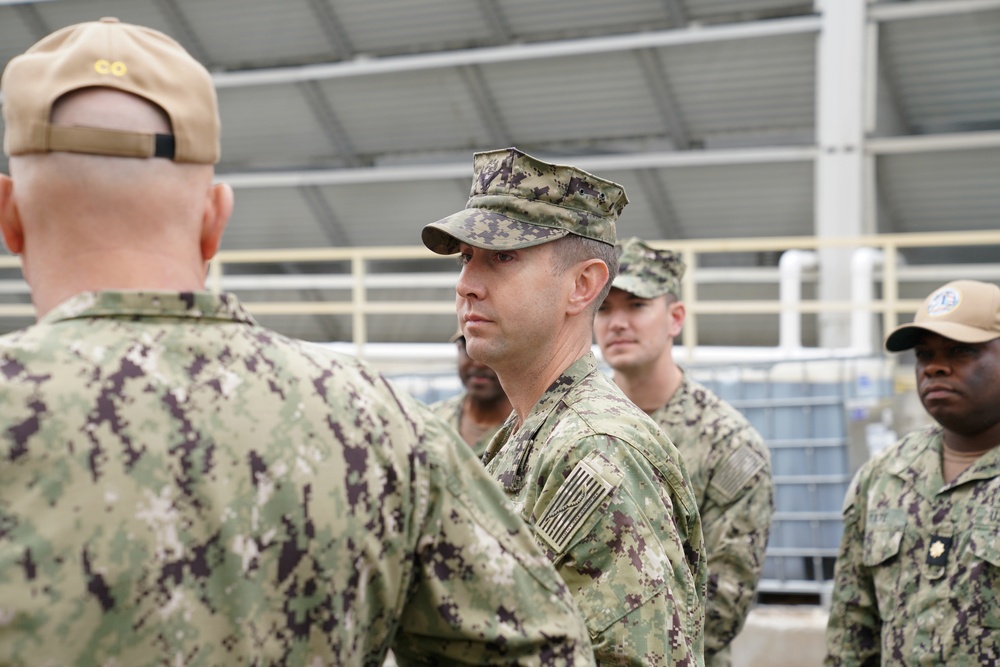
xmin=613 ymin=237 xmax=686 ymax=299
xmin=884 ymin=280 xmax=1000 ymax=352
xmin=2 ymin=17 xmax=219 ymax=164
xmin=422 ymin=147 xmax=627 ymax=255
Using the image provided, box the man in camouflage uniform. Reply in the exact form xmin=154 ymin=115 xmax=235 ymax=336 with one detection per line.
xmin=593 ymin=238 xmax=774 ymax=667
xmin=825 ymin=279 xmax=1000 ymax=666
xmin=0 ymin=19 xmax=596 ymax=666
xmin=422 ymin=147 xmax=707 ymax=666
xmin=429 ymin=331 xmax=512 ymax=457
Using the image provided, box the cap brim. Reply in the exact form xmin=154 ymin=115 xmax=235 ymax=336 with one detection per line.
xmin=421 ymin=208 xmax=568 ymax=255
xmin=884 ymin=321 xmax=1000 ymax=352
xmin=611 ymin=274 xmax=672 ymax=300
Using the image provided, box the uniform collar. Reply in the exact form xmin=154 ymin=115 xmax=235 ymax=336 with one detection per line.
xmin=487 ymin=353 xmax=598 ymax=491
xmin=41 ymin=290 xmax=257 ymax=326
xmin=885 ymin=425 xmax=1000 ymax=495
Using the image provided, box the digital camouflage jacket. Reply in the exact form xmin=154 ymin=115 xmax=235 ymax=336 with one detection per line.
xmin=0 ymin=291 xmax=595 ymax=667
xmin=483 ymin=353 xmax=707 ymax=666
xmin=650 ymin=374 xmax=774 ymax=667
xmin=825 ymin=424 xmax=1000 ymax=666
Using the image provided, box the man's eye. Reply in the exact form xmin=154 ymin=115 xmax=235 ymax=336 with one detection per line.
xmin=495 ymin=252 xmax=514 ymax=262
xmin=456 ymin=254 xmax=471 ymax=266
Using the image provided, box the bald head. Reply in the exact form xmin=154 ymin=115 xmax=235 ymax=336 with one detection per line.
xmin=10 ymin=88 xmax=215 ymax=217
xmin=0 ymin=87 xmax=233 ymax=316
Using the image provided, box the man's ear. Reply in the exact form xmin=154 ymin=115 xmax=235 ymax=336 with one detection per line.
xmin=667 ymin=299 xmax=686 ymax=337
xmin=0 ymin=175 xmax=24 ymax=255
xmin=200 ymin=182 xmax=233 ymax=261
xmin=567 ymin=258 xmax=609 ymax=316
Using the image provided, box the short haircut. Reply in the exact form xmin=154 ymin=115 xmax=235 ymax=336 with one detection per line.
xmin=550 ymin=235 xmax=619 ymax=316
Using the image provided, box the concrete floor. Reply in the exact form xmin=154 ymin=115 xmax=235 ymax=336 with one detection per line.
xmin=732 ymin=606 xmax=829 ymax=667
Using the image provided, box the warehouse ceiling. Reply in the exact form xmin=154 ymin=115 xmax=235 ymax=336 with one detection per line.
xmin=0 ymin=0 xmax=998 ymax=343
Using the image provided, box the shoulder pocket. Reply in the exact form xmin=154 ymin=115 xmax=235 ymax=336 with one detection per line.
xmin=535 ymin=452 xmax=623 ymax=555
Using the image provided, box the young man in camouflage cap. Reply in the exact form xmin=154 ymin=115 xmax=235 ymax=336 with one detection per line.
xmin=422 ymin=147 xmax=707 ymax=666
xmin=0 ymin=19 xmax=596 ymax=666
xmin=593 ymin=237 xmax=774 ymax=667
xmin=825 ymin=279 xmax=1000 ymax=666
xmin=429 ymin=331 xmax=512 ymax=457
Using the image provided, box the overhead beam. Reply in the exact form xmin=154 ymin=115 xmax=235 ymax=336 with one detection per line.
xmin=155 ymin=0 xmax=212 ymax=66
xmin=633 ymin=169 xmax=685 ymax=239
xmin=11 ymin=2 xmax=48 ymax=40
xmin=211 ymin=16 xmax=821 ymax=89
xmin=300 ymin=185 xmax=352 ymax=247
xmin=296 ymin=80 xmax=361 ymax=166
xmin=634 ymin=49 xmax=692 ymax=148
xmin=219 ymin=146 xmax=817 ymax=189
xmin=304 ymin=0 xmax=354 ymax=60
xmin=866 ymin=130 xmax=1000 ymax=154
xmin=476 ymin=0 xmax=514 ymax=42
xmin=661 ymin=0 xmax=689 ymax=27
xmin=456 ymin=65 xmax=512 ymax=148
xmin=869 ymin=0 xmax=1000 ymax=21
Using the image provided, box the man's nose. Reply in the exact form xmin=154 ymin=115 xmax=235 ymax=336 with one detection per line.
xmin=456 ymin=262 xmax=484 ymax=301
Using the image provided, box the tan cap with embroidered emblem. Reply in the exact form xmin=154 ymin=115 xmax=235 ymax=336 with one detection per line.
xmin=885 ymin=280 xmax=1000 ymax=352
xmin=2 ymin=17 xmax=219 ymax=163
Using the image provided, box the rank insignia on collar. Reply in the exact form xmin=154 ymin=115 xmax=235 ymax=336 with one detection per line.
xmin=926 ymin=535 xmax=953 ymax=567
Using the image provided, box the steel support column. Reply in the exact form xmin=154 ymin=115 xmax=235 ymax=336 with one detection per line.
xmin=815 ymin=0 xmax=868 ymax=347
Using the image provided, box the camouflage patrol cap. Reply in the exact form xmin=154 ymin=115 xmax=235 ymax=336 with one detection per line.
xmin=421 ymin=147 xmax=628 ymax=254
xmin=885 ymin=280 xmax=1000 ymax=352
xmin=612 ymin=237 xmax=686 ymax=299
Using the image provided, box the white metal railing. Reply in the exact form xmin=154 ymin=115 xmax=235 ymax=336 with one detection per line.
xmin=0 ymin=230 xmax=998 ymax=353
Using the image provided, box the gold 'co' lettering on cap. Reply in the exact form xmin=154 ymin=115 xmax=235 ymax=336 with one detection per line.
xmin=94 ymin=60 xmax=128 ymax=76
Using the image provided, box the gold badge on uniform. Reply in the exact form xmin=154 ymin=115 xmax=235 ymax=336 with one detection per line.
xmin=925 ymin=535 xmax=952 ymax=567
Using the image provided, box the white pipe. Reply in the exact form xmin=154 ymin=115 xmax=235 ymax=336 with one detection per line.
xmin=850 ymin=248 xmax=884 ymax=355
xmin=779 ymin=250 xmax=819 ymax=349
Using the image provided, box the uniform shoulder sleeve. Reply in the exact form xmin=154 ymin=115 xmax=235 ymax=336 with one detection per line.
xmin=394 ymin=404 xmax=596 ymax=666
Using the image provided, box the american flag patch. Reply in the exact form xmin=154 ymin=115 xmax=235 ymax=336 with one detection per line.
xmin=710 ymin=446 xmax=766 ymax=502
xmin=536 ymin=455 xmax=619 ymax=553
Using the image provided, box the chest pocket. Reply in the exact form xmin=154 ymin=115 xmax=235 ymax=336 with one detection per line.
xmin=863 ymin=526 xmax=903 ymax=566
xmin=863 ymin=519 xmax=904 ymax=622
xmin=968 ymin=526 xmax=1000 ymax=629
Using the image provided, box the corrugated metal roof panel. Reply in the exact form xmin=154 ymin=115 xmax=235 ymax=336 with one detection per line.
xmin=880 ymin=10 xmax=1000 ymax=134
xmin=686 ymin=0 xmax=813 ymax=22
xmin=662 ymin=162 xmax=814 ymax=237
xmin=877 ymin=148 xmax=1000 ymax=233
xmin=0 ymin=6 xmax=46 ymax=67
xmin=332 ymin=0 xmax=493 ymax=55
xmin=498 ymin=0 xmax=676 ymax=36
xmin=217 ymin=85 xmax=338 ymax=170
xmin=30 ymin=1 xmax=181 ymax=55
xmin=319 ymin=179 xmax=469 ymax=247
xmin=482 ymin=53 xmax=670 ymax=145
xmin=182 ymin=0 xmax=336 ymax=68
xmin=665 ymin=33 xmax=816 ymax=138
xmin=227 ymin=189 xmax=338 ymax=250
xmin=319 ymin=70 xmax=491 ymax=156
